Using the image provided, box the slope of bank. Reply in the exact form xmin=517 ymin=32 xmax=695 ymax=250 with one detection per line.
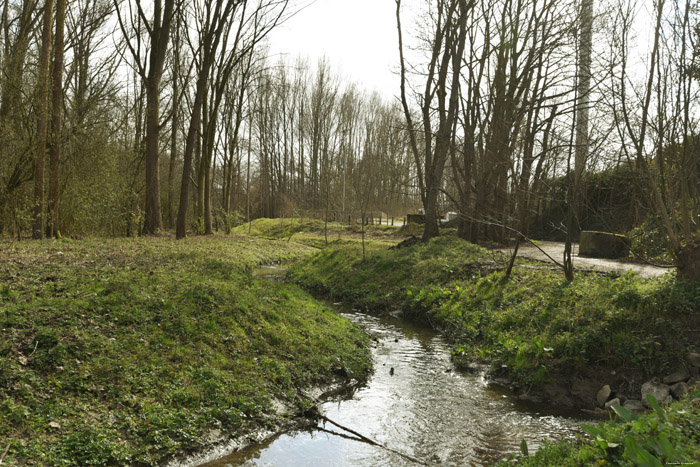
xmin=0 ymin=236 xmax=371 ymax=466
xmin=289 ymin=235 xmax=700 ymax=464
xmin=230 ymin=217 xmax=401 ymax=249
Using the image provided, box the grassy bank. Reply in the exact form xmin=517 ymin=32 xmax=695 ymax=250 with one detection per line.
xmin=231 ymin=217 xmax=402 ymax=249
xmin=0 ymin=236 xmax=371 ymax=466
xmin=290 ymin=236 xmax=700 ymax=390
xmin=288 ymin=234 xmax=700 ymax=464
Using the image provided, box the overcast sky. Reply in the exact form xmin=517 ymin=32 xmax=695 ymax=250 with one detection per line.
xmin=264 ymin=0 xmax=656 ymax=101
xmin=266 ymin=0 xmax=402 ymax=99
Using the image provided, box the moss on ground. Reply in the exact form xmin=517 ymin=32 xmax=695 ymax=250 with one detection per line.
xmin=288 ymin=234 xmax=700 ymax=465
xmin=0 ymin=236 xmax=371 ymax=466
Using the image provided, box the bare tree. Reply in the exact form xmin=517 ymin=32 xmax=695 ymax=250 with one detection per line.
xmin=47 ymin=0 xmax=66 ymax=238
xmin=608 ymin=0 xmax=700 ymax=280
xmin=397 ymin=0 xmax=473 ymax=241
xmin=32 ymin=0 xmax=55 ymax=239
xmin=115 ymin=0 xmax=177 ymax=234
xmin=176 ymin=0 xmax=289 ymax=239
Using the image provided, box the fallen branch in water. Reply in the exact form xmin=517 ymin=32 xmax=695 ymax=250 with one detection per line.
xmin=318 ymin=413 xmax=428 ymax=465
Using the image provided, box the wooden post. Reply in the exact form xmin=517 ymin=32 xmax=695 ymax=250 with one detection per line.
xmin=391 ymin=217 xmax=394 ymax=226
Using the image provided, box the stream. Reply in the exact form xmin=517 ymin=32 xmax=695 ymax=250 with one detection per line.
xmin=204 ymin=266 xmax=588 ymax=466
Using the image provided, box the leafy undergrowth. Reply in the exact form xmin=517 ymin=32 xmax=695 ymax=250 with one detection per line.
xmin=501 ymin=391 xmax=700 ymax=466
xmin=290 ymin=234 xmax=700 ymax=393
xmin=0 ymin=236 xmax=371 ymax=466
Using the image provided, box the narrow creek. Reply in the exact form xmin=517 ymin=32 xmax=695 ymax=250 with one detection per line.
xmin=205 ymin=265 xmax=589 ymax=466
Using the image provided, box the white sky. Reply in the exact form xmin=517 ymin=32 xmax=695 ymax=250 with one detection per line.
xmin=266 ymin=0 xmax=402 ymax=99
xmin=264 ymin=0 xmax=661 ymax=102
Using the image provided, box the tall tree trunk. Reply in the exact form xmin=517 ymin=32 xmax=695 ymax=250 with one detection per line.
xmin=47 ymin=0 xmax=65 ymax=238
xmin=197 ymin=90 xmax=208 ymax=230
xmin=205 ymin=144 xmax=214 ymax=234
xmin=574 ymin=0 xmax=593 ymax=218
xmin=177 ymin=75 xmax=208 ymax=238
xmin=143 ymin=80 xmax=164 ymax=233
xmin=168 ymin=13 xmax=181 ymax=230
xmin=125 ymin=0 xmax=175 ymax=235
xmin=32 ymin=0 xmax=54 ymax=239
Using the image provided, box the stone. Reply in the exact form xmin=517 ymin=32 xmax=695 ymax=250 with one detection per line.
xmin=663 ymin=367 xmax=690 ymax=385
xmin=690 ymin=366 xmax=699 ymax=378
xmin=670 ymin=382 xmax=689 ymax=399
xmin=604 ymin=398 xmax=621 ymax=409
xmin=688 ymin=377 xmax=699 ymax=386
xmin=579 ymin=231 xmax=630 ymax=258
xmin=687 ymin=352 xmax=700 ymax=368
xmin=596 ymin=385 xmax=612 ymax=407
xmin=581 ymin=407 xmax=609 ymax=419
xmin=663 ymin=395 xmax=674 ymax=406
xmin=641 ymin=378 xmax=670 ymax=408
xmin=623 ymin=399 xmax=645 ymax=413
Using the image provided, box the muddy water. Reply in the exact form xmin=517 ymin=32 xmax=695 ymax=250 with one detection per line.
xmin=204 ymin=282 xmax=588 ymax=466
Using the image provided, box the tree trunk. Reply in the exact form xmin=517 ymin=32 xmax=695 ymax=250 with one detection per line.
xmin=32 ymin=0 xmax=54 ymax=239
xmin=177 ymin=74 xmax=207 ymax=239
xmin=48 ymin=0 xmax=65 ymax=238
xmin=143 ymin=80 xmax=164 ymax=233
xmin=422 ymin=185 xmax=440 ymax=241
xmin=676 ymin=240 xmax=700 ymax=282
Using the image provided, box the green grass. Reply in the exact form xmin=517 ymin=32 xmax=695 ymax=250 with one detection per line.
xmin=289 ymin=234 xmax=700 ymax=464
xmin=289 ymin=235 xmax=494 ymax=310
xmin=0 ymin=236 xmax=371 ymax=466
xmin=231 ymin=218 xmax=403 ymax=249
xmin=290 ymin=235 xmax=700 ymax=387
xmin=500 ymin=390 xmax=700 ymax=466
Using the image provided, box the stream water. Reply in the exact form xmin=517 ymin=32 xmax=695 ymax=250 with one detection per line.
xmin=204 ymin=266 xmax=588 ymax=466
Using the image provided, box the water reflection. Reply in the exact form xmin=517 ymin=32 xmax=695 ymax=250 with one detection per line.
xmin=203 ymin=306 xmax=588 ymax=467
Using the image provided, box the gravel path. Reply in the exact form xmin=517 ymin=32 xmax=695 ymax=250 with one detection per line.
xmin=501 ymin=241 xmax=671 ymax=278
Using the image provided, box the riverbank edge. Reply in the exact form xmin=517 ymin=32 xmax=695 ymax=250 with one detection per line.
xmin=0 ymin=237 xmax=373 ymax=466
xmin=288 ymin=236 xmax=700 ymax=464
xmin=166 ymin=378 xmax=357 ymax=467
xmin=287 ymin=236 xmax=700 ymax=412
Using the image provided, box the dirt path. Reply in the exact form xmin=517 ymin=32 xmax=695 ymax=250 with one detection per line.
xmin=502 ymin=241 xmax=671 ymax=278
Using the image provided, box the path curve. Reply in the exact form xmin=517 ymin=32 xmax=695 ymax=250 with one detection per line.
xmin=501 ymin=241 xmax=671 ymax=278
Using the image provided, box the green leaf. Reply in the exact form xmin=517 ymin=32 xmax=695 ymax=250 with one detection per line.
xmin=611 ymin=403 xmax=638 ymax=422
xmin=624 ymin=437 xmax=663 ymax=467
xmin=654 ymin=432 xmax=675 ymax=460
xmin=520 ymin=439 xmax=529 ymax=456
xmin=646 ymin=394 xmax=666 ymax=421
xmin=582 ymin=424 xmax=604 ymax=439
